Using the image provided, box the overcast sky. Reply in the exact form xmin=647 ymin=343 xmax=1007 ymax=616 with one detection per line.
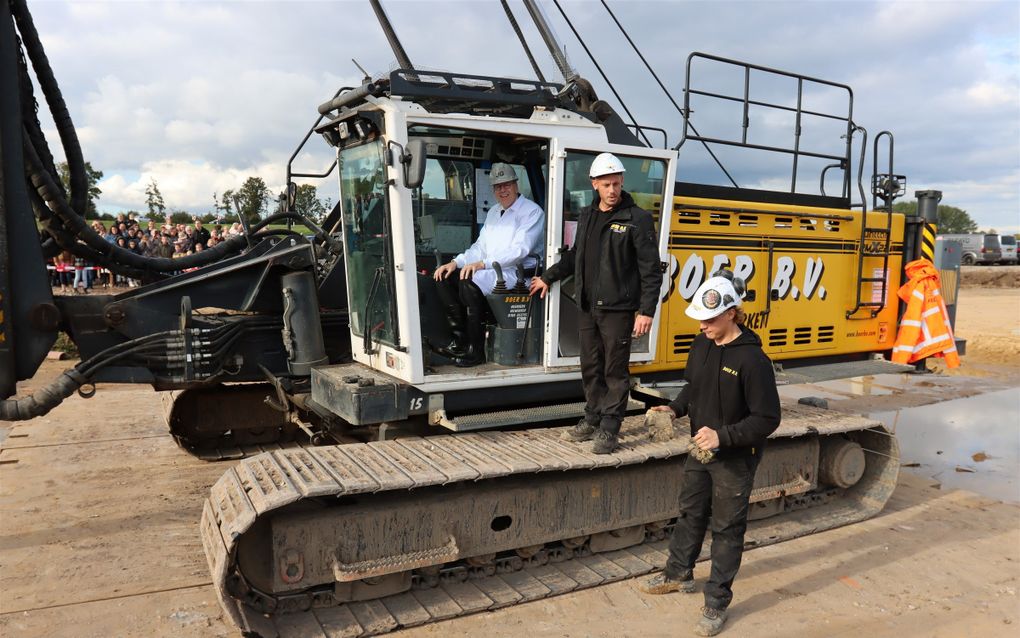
xmin=26 ymin=0 xmax=1019 ymax=232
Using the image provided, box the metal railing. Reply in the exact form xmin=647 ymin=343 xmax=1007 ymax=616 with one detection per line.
xmin=677 ymin=52 xmax=855 ymax=199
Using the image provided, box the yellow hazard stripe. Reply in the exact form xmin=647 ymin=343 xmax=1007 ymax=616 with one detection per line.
xmin=921 ymin=222 xmax=937 ymax=261
xmin=939 ymin=269 xmax=958 ymax=304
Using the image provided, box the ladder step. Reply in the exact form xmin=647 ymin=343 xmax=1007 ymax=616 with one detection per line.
xmin=438 ymin=399 xmax=644 ymax=432
xmin=863 ymin=227 xmax=890 ymax=233
xmin=859 ymin=277 xmax=886 ymax=283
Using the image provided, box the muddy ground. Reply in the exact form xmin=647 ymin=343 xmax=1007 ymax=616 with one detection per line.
xmin=1 ymin=287 xmax=1018 ymax=638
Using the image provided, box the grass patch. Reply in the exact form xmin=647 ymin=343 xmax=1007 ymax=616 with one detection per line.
xmin=53 ymin=331 xmax=79 ymax=357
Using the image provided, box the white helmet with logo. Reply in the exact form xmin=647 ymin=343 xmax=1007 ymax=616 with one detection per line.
xmin=489 ymin=162 xmax=518 ymax=186
xmin=589 ymin=152 xmax=626 ymax=178
xmin=685 ymin=270 xmax=746 ymax=321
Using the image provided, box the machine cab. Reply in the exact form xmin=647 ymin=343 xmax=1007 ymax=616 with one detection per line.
xmin=321 ymin=95 xmax=676 ymax=424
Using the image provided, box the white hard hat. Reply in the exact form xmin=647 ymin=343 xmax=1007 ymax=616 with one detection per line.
xmin=489 ymin=163 xmax=518 ymax=186
xmin=589 ymin=152 xmax=626 ymax=178
xmin=685 ymin=272 xmax=745 ymax=321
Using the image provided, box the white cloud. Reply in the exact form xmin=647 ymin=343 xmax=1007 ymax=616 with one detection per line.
xmin=98 ymin=158 xmax=288 ymax=213
xmin=919 ymin=169 xmax=1020 ymax=234
xmin=19 ymin=0 xmax=1017 ymax=233
xmin=965 ymin=80 xmax=1017 ymax=108
xmin=872 ymin=1 xmax=980 ymax=37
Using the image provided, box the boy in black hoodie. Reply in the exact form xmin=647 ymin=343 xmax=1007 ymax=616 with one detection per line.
xmin=638 ymin=270 xmax=781 ymax=636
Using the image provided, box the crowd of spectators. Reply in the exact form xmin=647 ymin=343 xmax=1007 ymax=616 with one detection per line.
xmin=49 ymin=212 xmax=246 ymax=293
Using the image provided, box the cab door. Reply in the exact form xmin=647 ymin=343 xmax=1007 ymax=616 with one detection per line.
xmin=543 ymin=140 xmax=677 ymax=368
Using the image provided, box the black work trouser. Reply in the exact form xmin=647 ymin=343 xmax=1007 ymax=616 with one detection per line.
xmin=664 ymin=453 xmax=759 ymax=610
xmin=435 ymin=271 xmax=491 ymax=320
xmin=578 ymin=309 xmax=634 ymax=435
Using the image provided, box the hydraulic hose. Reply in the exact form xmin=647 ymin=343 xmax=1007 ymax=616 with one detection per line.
xmin=23 ymin=138 xmax=250 ymax=272
xmin=11 ymin=0 xmax=88 ymax=218
xmin=11 ymin=0 xmax=274 ymax=275
xmin=251 ymin=212 xmax=331 ymax=245
xmin=0 ymin=368 xmax=87 ymax=420
xmin=1 ymin=334 xmax=174 ymax=420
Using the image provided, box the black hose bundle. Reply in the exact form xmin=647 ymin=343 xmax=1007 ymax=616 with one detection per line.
xmin=9 ymin=0 xmax=296 ymax=276
xmin=0 ymin=327 xmax=179 ymax=420
xmin=0 ymin=368 xmax=87 ymax=421
xmin=0 ymin=318 xmax=280 ymax=420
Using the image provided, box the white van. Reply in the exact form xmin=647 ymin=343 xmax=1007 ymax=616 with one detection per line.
xmin=997 ymin=235 xmax=1017 ymax=265
xmin=938 ymin=233 xmax=1003 ymax=265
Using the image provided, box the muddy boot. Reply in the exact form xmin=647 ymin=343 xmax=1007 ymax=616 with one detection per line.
xmin=591 ymin=428 xmax=619 ymax=454
xmin=561 ymin=419 xmax=597 ymax=442
xmin=637 ymin=570 xmax=695 ymax=595
xmin=694 ymin=606 xmax=727 ymax=636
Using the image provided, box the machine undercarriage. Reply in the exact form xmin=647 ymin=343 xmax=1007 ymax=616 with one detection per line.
xmin=202 ymin=403 xmax=897 ymax=637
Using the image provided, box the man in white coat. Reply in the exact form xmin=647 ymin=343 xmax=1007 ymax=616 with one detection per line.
xmin=433 ymin=163 xmax=544 ymax=366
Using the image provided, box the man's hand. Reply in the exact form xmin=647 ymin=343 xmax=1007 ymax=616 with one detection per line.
xmin=460 ymin=261 xmax=485 ymax=280
xmin=648 ymin=405 xmax=676 ymax=417
xmin=433 ymin=261 xmax=457 ymax=281
xmin=633 ymin=314 xmax=653 ymax=337
xmin=529 ymin=277 xmax=550 ymax=298
xmin=693 ymin=427 xmax=720 ymax=451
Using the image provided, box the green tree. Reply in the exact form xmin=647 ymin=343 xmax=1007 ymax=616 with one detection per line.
xmin=213 ymin=188 xmax=237 ymax=220
xmin=212 ymin=191 xmax=232 ymax=219
xmin=168 ymin=210 xmax=193 ymax=225
xmin=292 ymin=183 xmax=327 ymax=219
xmin=235 ymin=176 xmax=270 ymax=222
xmin=145 ymin=179 xmax=167 ymax=219
xmin=891 ymin=201 xmax=977 ymax=234
xmin=57 ymin=161 xmax=104 ymax=216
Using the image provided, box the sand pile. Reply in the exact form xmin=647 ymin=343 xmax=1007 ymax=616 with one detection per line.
xmin=960 ymin=266 xmax=1020 ymax=288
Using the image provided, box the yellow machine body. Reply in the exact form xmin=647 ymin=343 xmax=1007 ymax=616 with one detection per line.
xmin=635 ymin=195 xmax=905 ymax=374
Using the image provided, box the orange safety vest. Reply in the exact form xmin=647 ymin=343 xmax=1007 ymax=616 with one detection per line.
xmin=891 ymin=259 xmax=960 ymax=368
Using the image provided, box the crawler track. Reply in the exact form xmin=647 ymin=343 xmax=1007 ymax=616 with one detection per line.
xmin=164 ymin=385 xmax=305 ymax=460
xmin=201 ymin=402 xmax=899 ymax=637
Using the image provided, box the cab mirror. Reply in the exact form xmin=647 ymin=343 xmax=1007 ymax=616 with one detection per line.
xmin=404 ymin=139 xmax=426 ymax=190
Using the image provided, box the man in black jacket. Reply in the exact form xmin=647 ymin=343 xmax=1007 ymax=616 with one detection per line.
xmin=529 ymin=153 xmax=662 ymax=454
xmin=637 ymin=270 xmax=781 ymax=636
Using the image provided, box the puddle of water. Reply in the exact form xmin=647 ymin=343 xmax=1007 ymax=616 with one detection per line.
xmin=870 ymin=388 xmax=1020 ymax=503
xmin=777 ymin=384 xmax=846 ymax=402
xmin=809 ymin=376 xmax=899 ymax=396
xmin=779 ymin=372 xmax=936 ymax=402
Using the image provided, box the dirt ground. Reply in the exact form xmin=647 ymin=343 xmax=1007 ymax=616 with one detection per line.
xmin=960 ymin=265 xmax=1020 ymax=289
xmin=930 ymin=285 xmax=1020 ymax=378
xmin=1 ymin=287 xmax=1018 ymax=638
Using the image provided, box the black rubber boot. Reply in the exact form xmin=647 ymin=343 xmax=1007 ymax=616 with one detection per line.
xmin=434 ymin=276 xmax=469 ymax=358
xmin=453 ymin=310 xmax=486 ymax=367
xmin=434 ymin=303 xmax=468 ymax=358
